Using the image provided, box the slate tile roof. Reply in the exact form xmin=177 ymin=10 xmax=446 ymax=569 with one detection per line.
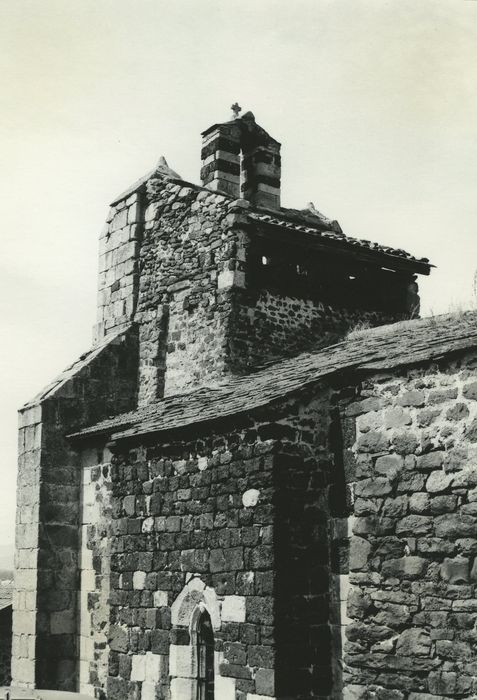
xmin=71 ymin=311 xmax=477 ymax=443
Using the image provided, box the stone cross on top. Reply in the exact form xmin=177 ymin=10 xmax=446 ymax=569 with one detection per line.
xmin=231 ymin=102 xmax=242 ymax=119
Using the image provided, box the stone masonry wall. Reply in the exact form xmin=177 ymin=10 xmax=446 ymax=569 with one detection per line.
xmin=94 ymin=191 xmax=143 ymax=344
xmin=105 ymin=427 xmax=278 ymax=700
xmin=12 ymin=327 xmax=138 ymax=691
xmin=343 ymin=350 xmax=477 ymax=699
xmin=78 ymin=388 xmax=343 ymax=700
xmin=136 ymin=178 xmax=246 ymax=402
xmin=78 ymin=453 xmax=114 ymax=697
xmin=230 ymin=289 xmax=407 ymax=370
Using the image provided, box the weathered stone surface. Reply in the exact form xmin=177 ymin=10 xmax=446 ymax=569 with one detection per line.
xmin=349 ymin=537 xmax=372 ymax=571
xmin=435 ymin=513 xmax=475 ymax=539
xmin=384 ymin=407 xmax=412 ymax=429
xmin=354 ymin=478 xmax=392 ymax=498
xmin=409 ymin=493 xmax=430 ymax=514
xmin=382 ymin=556 xmax=428 ymax=579
xmin=462 ymin=380 xmax=477 ymax=400
xmin=392 ymin=433 xmax=419 ymax=455
xmin=415 ymin=452 xmax=443 ymax=471
xmin=446 ymin=402 xmax=469 ymax=421
xmin=417 ymin=408 xmax=440 ymax=428
xmin=375 ymin=455 xmax=403 ymax=479
xmin=464 ymin=418 xmax=477 ymax=442
xmin=382 ymin=496 xmax=408 ymax=518
xmin=440 ymin=557 xmax=469 ymax=584
xmin=347 ymin=589 xmax=373 ymax=619
xmin=416 ymin=538 xmax=455 ymax=556
xmin=357 ymin=432 xmax=389 ymax=454
xmin=343 ymin=353 xmax=477 ymax=699
xmin=395 ymin=628 xmax=431 ymax=656
xmin=395 ymin=514 xmax=432 ymax=535
xmin=397 ymin=391 xmax=425 ymax=408
xmin=425 ymin=471 xmax=453 ymax=493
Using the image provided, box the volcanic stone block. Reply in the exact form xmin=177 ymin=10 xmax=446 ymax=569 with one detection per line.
xmin=440 ymin=557 xmax=469 ymax=584
xmin=382 ymin=556 xmax=428 ymax=579
xmin=349 ymin=537 xmax=371 ymax=571
xmin=426 ymin=471 xmax=453 ymax=493
xmin=396 ymin=628 xmax=431 ymax=656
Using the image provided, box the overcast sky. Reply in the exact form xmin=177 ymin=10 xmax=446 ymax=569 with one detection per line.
xmin=1 ymin=0 xmax=476 ymax=555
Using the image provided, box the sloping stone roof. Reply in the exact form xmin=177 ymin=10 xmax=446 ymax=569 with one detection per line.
xmin=71 ymin=311 xmax=477 ymax=443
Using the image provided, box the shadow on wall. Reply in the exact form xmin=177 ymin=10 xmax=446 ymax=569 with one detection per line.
xmin=0 ymin=605 xmax=12 ymax=686
xmin=273 ymin=447 xmax=335 ymax=699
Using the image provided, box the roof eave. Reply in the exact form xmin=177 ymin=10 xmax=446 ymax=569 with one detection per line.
xmin=247 ymin=220 xmax=432 ymax=275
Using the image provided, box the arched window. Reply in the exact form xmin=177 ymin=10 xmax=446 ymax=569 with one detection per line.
xmin=196 ymin=608 xmax=214 ymax=700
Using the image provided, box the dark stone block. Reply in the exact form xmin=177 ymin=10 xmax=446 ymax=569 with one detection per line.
xmin=151 ymin=629 xmax=169 ymax=654
xmin=170 ymin=628 xmax=190 ymax=645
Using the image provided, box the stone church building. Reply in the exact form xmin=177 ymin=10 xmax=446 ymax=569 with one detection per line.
xmin=12 ymin=110 xmax=477 ymax=700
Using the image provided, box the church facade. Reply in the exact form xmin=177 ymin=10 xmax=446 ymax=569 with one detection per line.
xmin=12 ymin=111 xmax=477 ymax=700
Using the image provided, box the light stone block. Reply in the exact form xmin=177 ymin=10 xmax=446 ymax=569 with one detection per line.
xmin=79 ymin=684 xmax=95 ymax=697
xmin=339 ymin=574 xmax=350 ymax=601
xmin=133 ymin=570 xmax=147 ymax=590
xmin=111 ymin=208 xmax=128 ymax=230
xmin=169 ymin=644 xmax=193 ymax=678
xmin=13 ymin=610 xmax=36 ymax=635
xmin=215 ymin=676 xmax=236 ymax=700
xmin=11 ymin=656 xmax=35 ymax=685
xmin=18 ymin=405 xmax=41 ymax=428
xmin=131 ymin=654 xmax=146 ymax=681
xmin=145 ymin=203 xmax=159 ymax=222
xmin=79 ymin=635 xmax=94 ymax=661
xmin=24 ymin=590 xmax=36 ymax=611
xmin=82 ymin=569 xmax=96 ymax=592
xmin=242 ymin=489 xmax=260 ymax=508
xmin=171 ymin=677 xmax=195 ymax=700
xmin=145 ymin=652 xmax=163 ymax=682
xmin=153 ymin=590 xmax=168 ymax=607
xmin=255 ymin=182 xmax=280 ymax=195
xmin=198 ymin=456 xmax=208 ymax=471
xmin=141 ymin=682 xmax=156 ymax=700
xmin=217 ymin=270 xmax=235 ymax=289
xmin=340 ymin=600 xmax=352 ymax=626
xmin=127 ymin=203 xmax=139 ymax=224
xmin=217 ymin=270 xmax=245 ymax=290
xmin=142 ymin=517 xmax=154 ymax=533
xmin=80 ymin=546 xmax=93 ymax=571
xmin=221 ymin=595 xmax=246 ymax=622
xmin=15 ymin=569 xmax=36 ymax=591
